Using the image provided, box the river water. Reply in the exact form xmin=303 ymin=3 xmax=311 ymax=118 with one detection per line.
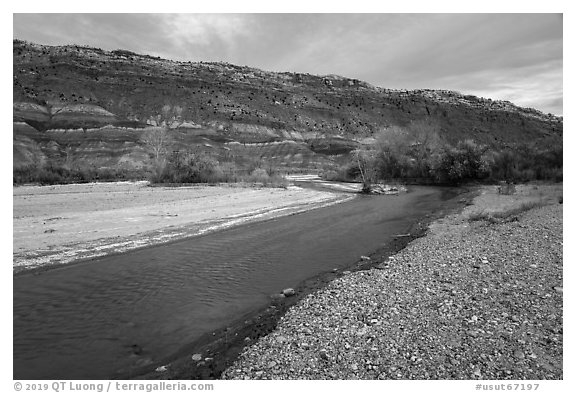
xmin=13 ymin=186 xmax=458 ymax=379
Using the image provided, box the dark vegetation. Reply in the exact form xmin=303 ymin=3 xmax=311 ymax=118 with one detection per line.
xmin=13 ymin=164 xmax=144 ymax=185
xmin=148 ymin=150 xmax=288 ymax=187
xmin=322 ymin=121 xmax=562 ymax=187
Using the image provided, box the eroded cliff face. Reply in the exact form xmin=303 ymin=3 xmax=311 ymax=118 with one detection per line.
xmin=13 ymin=40 xmax=562 ymax=171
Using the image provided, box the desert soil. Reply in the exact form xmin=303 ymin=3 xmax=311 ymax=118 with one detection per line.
xmin=13 ymin=181 xmax=351 ymax=273
xmin=222 ymin=184 xmax=563 ymax=380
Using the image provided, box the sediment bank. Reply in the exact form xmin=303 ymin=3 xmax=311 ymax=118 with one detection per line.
xmin=13 ymin=181 xmax=350 ymax=273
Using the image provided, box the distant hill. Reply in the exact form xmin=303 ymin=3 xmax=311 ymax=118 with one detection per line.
xmin=13 ymin=39 xmax=562 ymax=172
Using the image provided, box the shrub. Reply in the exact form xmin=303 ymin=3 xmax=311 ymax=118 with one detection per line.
xmin=242 ymin=168 xmax=288 ymax=188
xmin=149 ymin=150 xmax=288 ymax=187
xmin=431 ymin=140 xmax=489 ymax=184
xmin=498 ymin=182 xmax=516 ymax=195
xmin=154 ymin=151 xmax=221 ymax=183
xmin=13 ymin=163 xmax=137 ymax=185
xmin=468 ymin=200 xmax=545 ymax=224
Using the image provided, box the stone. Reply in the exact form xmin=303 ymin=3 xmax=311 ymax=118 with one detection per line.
xmin=275 ymin=335 xmax=288 ymax=344
xmin=282 ymin=288 xmax=296 ymax=297
xmin=191 ymin=353 xmax=203 ymax=361
xmin=361 ymin=256 xmax=371 ymax=261
xmin=356 ymin=327 xmax=369 ymax=336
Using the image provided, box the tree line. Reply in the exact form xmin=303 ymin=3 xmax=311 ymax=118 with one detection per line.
xmin=14 ymin=119 xmax=561 ymax=187
xmin=322 ymin=120 xmax=562 ymax=188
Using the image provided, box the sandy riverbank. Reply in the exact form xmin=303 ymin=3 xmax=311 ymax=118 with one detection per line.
xmin=13 ymin=181 xmax=351 ymax=273
xmin=221 ymin=184 xmax=563 ymax=380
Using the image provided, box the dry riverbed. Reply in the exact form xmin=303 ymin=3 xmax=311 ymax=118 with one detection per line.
xmin=13 ymin=181 xmax=351 ymax=273
xmin=222 ymin=184 xmax=563 ymax=380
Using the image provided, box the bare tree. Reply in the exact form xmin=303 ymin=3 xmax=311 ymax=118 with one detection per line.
xmin=156 ymin=104 xmax=184 ymax=128
xmin=140 ymin=127 xmax=173 ymax=182
xmin=353 ymin=147 xmax=378 ymax=193
xmin=141 ymin=127 xmax=172 ymax=161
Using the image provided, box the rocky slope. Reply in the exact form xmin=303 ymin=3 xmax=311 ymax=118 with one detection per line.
xmin=13 ymin=40 xmax=563 ymax=172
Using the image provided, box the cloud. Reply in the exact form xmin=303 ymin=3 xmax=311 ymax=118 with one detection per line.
xmin=156 ymin=14 xmax=253 ymax=61
xmin=459 ymin=63 xmax=563 ymax=115
xmin=163 ymin=14 xmax=250 ymax=45
xmin=13 ymin=14 xmax=171 ymax=54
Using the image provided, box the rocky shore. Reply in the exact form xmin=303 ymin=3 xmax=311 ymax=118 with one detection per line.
xmin=222 ymin=185 xmax=563 ymax=380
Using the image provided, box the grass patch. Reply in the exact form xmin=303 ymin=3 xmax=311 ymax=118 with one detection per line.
xmin=468 ymin=200 xmax=547 ymax=224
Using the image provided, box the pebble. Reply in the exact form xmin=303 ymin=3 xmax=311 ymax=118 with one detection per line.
xmin=191 ymin=353 xmax=202 ymax=362
xmin=514 ymin=350 xmax=526 ymax=360
xmin=267 ymin=361 xmax=277 ymax=369
xmin=282 ymin=288 xmax=296 ymax=297
xmin=275 ymin=336 xmax=288 ymax=344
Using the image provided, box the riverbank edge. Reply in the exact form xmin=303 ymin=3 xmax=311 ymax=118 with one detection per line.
xmin=130 ymin=186 xmax=478 ymax=380
xmin=13 ymin=190 xmax=354 ymax=277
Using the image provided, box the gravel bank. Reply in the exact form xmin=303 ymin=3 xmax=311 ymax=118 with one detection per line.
xmin=222 ymin=185 xmax=563 ymax=380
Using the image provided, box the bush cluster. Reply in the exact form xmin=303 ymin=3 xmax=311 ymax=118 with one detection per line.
xmin=150 ymin=150 xmax=288 ymax=187
xmin=322 ymin=122 xmax=562 ymax=185
xmin=13 ymin=164 xmax=140 ymax=185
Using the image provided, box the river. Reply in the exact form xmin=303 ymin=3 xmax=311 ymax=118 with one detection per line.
xmin=13 ymin=185 xmax=459 ymax=379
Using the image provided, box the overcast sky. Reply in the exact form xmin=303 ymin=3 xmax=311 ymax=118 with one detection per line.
xmin=13 ymin=13 xmax=563 ymax=115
